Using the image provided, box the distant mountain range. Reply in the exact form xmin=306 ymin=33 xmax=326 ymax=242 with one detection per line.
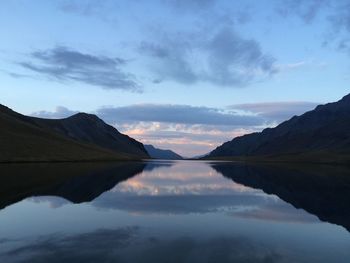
xmin=145 ymin=145 xmax=183 ymax=160
xmin=0 ymin=104 xmax=149 ymax=162
xmin=207 ymin=94 xmax=350 ymax=164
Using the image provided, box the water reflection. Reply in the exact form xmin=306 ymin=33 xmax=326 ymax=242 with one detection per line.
xmin=212 ymin=162 xmax=350 ymax=231
xmin=90 ymin=162 xmax=317 ymax=222
xmin=1 ymin=227 xmax=284 ymax=263
xmin=2 ymin=227 xmax=139 ymax=263
xmin=1 ymin=161 xmax=350 ymax=262
xmin=1 ymin=161 xmax=350 ymax=226
xmin=0 ymin=161 xmax=146 ymax=209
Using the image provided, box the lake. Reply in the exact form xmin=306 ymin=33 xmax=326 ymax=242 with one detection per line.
xmin=0 ymin=160 xmax=350 ymax=262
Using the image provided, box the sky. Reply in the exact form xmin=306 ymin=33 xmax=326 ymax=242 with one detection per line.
xmin=1 ymin=0 xmax=350 ymax=157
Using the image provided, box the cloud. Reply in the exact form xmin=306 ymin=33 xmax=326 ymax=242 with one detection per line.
xmin=119 ymin=123 xmax=256 ymax=157
xmin=95 ymin=102 xmax=318 ymax=129
xmin=55 ymin=2 xmax=273 ymax=88
xmin=29 ymin=196 xmax=70 ymax=209
xmin=276 ymin=0 xmax=328 ymax=23
xmin=32 ymin=103 xmax=264 ymax=126
xmin=60 ymin=0 xmax=217 ymax=14
xmin=329 ymin=1 xmax=350 ymax=30
xmin=229 ymin=101 xmax=319 ymax=123
xmin=205 ymin=28 xmax=276 ymax=86
xmin=139 ymin=27 xmax=276 ymax=87
xmin=109 ymin=101 xmax=316 ymax=156
xmin=19 ymin=46 xmax=141 ymax=91
xmin=59 ymin=0 xmax=109 ymax=15
xmin=31 ymin=106 xmax=78 ymax=119
xmin=57 ymin=0 xmax=120 ymax=24
xmin=96 ymin=104 xmax=263 ymax=126
xmin=327 ymin=2 xmax=350 ymax=52
xmin=275 ymin=0 xmax=350 ymax=55
xmin=164 ymin=0 xmax=217 ymax=10
xmin=139 ymin=40 xmax=197 ymax=84
xmin=275 ymin=61 xmax=308 ymax=72
xmin=275 ymin=60 xmax=328 ymax=72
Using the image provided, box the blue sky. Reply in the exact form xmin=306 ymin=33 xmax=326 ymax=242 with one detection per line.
xmin=1 ymin=0 xmax=350 ymax=156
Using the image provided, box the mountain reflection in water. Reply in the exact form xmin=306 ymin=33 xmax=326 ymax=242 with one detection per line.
xmin=0 ymin=160 xmax=350 ymax=262
xmin=212 ymin=162 xmax=350 ymax=232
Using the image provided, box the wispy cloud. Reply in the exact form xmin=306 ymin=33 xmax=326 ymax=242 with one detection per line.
xmin=31 ymin=106 xmax=78 ymax=119
xmin=139 ymin=26 xmax=276 ymax=87
xmin=57 ymin=0 xmax=120 ymax=24
xmin=276 ymin=0 xmax=328 ymax=23
xmin=164 ymin=0 xmax=217 ymax=11
xmin=229 ymin=101 xmax=319 ymax=123
xmin=50 ymin=1 xmax=276 ymax=89
xmin=275 ymin=61 xmax=308 ymax=72
xmin=121 ymin=124 xmax=255 ymax=157
xmin=96 ymin=104 xmax=263 ymax=126
xmin=19 ymin=46 xmax=141 ymax=92
xmin=275 ymin=0 xmax=350 ymax=55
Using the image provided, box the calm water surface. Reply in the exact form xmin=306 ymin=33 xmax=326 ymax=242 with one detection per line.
xmin=0 ymin=160 xmax=350 ymax=262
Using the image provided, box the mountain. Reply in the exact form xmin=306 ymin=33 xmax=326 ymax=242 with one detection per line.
xmin=0 ymin=104 xmax=149 ymax=162
xmin=31 ymin=112 xmax=148 ymax=157
xmin=145 ymin=145 xmax=183 ymax=160
xmin=207 ymin=94 xmax=350 ymax=163
xmin=192 ymin=153 xmax=209 ymax=159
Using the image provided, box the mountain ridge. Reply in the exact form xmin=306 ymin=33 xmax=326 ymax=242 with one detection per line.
xmin=145 ymin=144 xmax=183 ymax=160
xmin=206 ymin=94 xmax=350 ymax=163
xmin=0 ymin=104 xmax=149 ymax=162
xmin=30 ymin=112 xmax=148 ymax=157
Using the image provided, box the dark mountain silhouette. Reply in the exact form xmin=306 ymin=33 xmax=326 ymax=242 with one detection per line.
xmin=207 ymin=94 xmax=350 ymax=163
xmin=145 ymin=145 xmax=183 ymax=160
xmin=212 ymin=162 xmax=350 ymax=232
xmin=32 ymin=112 xmax=148 ymax=157
xmin=0 ymin=104 xmax=149 ymax=162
